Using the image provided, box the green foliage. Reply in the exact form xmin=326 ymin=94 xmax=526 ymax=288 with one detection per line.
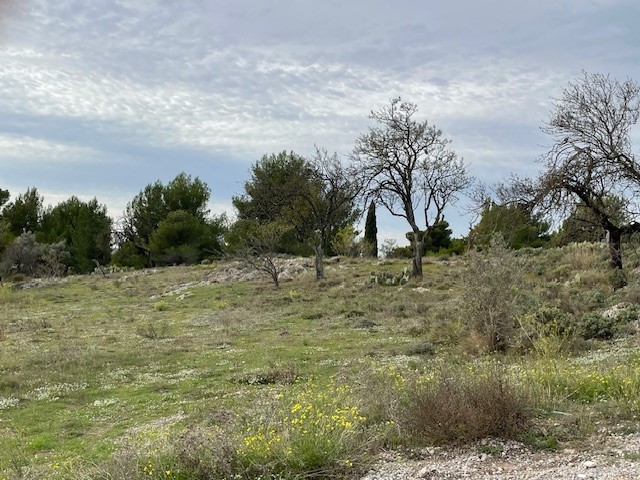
xmin=386 ymin=244 xmax=413 ymax=258
xmin=123 ymin=180 xmax=166 ymax=255
xmin=232 ymin=150 xmax=361 ymax=262
xmin=111 ymin=241 xmax=147 ymax=269
xmin=1 ymin=187 xmax=43 ymax=237
xmin=233 ymin=151 xmax=315 ymax=254
xmin=424 ymin=220 xmax=453 ymax=253
xmin=385 ymin=222 xmax=458 ymax=259
xmin=234 ymin=151 xmax=312 ymax=224
xmin=120 ymin=172 xmax=216 ymax=267
xmin=162 ymin=172 xmax=210 ymax=221
xmin=331 ymin=224 xmax=360 ymax=257
xmin=553 ymin=203 xmax=603 ymax=246
xmin=364 ymin=202 xmax=378 ymax=257
xmin=0 ymin=188 xmax=9 ymax=209
xmin=577 ymin=313 xmax=620 ymax=340
xmin=235 ymin=380 xmax=369 ymax=478
xmin=0 ymin=219 xmax=14 ymax=257
xmin=577 ymin=307 xmax=637 ymax=340
xmin=444 ymin=238 xmax=466 ymax=256
xmin=149 ymin=210 xmax=223 ymax=265
xmin=231 ymin=150 xmax=360 ymax=264
xmin=38 ymin=196 xmax=112 ymax=273
xmin=525 ymin=356 xmax=640 ymax=408
xmin=471 ymin=202 xmax=550 ymax=249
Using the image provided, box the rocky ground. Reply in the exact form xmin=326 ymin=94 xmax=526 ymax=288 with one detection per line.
xmin=361 ymin=432 xmax=640 ymax=479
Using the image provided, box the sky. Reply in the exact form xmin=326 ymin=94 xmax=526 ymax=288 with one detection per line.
xmin=2 ymin=0 xmax=640 ymax=246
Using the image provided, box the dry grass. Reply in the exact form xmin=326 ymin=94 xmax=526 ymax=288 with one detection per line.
xmin=395 ymin=366 xmax=532 ymax=445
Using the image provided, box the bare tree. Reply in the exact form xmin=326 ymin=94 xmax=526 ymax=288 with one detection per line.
xmin=303 ymin=147 xmax=362 ymax=280
xmin=238 ymin=221 xmax=289 ymax=288
xmin=515 ymin=72 xmax=640 ymax=274
xmin=352 ymin=98 xmax=471 ymax=276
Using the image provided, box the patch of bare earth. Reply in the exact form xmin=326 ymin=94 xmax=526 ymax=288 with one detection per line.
xmin=362 ymin=432 xmax=640 ymax=479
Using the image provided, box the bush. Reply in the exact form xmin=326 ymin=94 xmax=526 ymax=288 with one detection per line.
xmin=357 ymin=364 xmax=532 ymax=448
xmin=396 ymin=366 xmax=532 ymax=445
xmin=237 ymin=380 xmax=370 ymax=478
xmin=460 ymin=239 xmax=534 ymax=352
xmin=0 ymin=233 xmax=69 ymax=277
xmin=577 ymin=307 xmax=637 ymax=340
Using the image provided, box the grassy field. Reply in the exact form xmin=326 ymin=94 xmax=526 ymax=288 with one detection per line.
xmin=2 ymin=245 xmax=640 ymax=479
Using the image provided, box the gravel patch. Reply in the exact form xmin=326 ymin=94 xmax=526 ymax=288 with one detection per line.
xmin=361 ymin=433 xmax=640 ymax=479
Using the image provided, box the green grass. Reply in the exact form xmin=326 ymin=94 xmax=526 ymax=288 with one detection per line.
xmin=2 ymin=247 xmax=640 ymax=478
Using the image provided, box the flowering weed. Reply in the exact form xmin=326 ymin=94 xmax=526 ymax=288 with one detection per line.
xmin=239 ymin=380 xmax=369 ymax=477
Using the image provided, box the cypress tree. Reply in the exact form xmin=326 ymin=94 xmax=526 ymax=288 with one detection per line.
xmin=364 ymin=202 xmax=378 ymax=257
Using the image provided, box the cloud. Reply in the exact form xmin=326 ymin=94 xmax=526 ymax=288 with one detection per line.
xmin=3 ymin=0 xmax=640 ymax=244
xmin=0 ymin=133 xmax=98 ymax=163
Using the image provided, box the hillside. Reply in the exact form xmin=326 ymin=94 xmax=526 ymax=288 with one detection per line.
xmin=2 ymin=243 xmax=640 ymax=479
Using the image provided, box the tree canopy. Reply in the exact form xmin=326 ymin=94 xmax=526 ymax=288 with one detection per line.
xmin=232 ymin=151 xmax=316 ymax=254
xmin=118 ymin=172 xmax=219 ymax=267
xmin=364 ymin=202 xmax=378 ymax=257
xmin=2 ymin=187 xmax=43 ymax=237
xmin=230 ymin=150 xmax=360 ymax=267
xmin=470 ymin=202 xmax=550 ymax=249
xmin=39 ymin=196 xmax=112 ymax=273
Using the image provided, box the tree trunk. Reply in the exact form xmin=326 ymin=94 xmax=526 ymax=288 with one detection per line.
xmin=314 ymin=243 xmax=325 ymax=280
xmin=412 ymin=233 xmax=423 ymax=277
xmin=607 ymin=228 xmax=623 ymax=270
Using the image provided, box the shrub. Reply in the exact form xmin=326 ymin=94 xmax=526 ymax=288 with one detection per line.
xmin=176 ymin=426 xmax=242 ymax=479
xmin=577 ymin=307 xmax=637 ymax=340
xmin=0 ymin=233 xmax=69 ymax=278
xmin=460 ymin=239 xmax=534 ymax=352
xmin=405 ymin=341 xmax=436 ymax=356
xmin=395 ymin=366 xmax=532 ymax=445
xmin=136 ymin=321 xmax=169 ymax=339
xmin=233 ymin=363 xmax=298 ymax=386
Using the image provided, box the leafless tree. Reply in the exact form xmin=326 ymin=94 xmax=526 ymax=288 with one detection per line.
xmin=303 ymin=147 xmax=362 ymax=280
xmin=352 ymin=98 xmax=471 ymax=276
xmin=513 ymin=72 xmax=640 ymax=274
xmin=238 ymin=222 xmax=289 ymax=288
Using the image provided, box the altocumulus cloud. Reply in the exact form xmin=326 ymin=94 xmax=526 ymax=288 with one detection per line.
xmin=2 ymin=0 xmax=640 ymax=240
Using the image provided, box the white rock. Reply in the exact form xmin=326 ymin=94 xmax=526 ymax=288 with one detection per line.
xmin=583 ymin=460 xmax=597 ymax=468
xmin=417 ymin=465 xmax=437 ymax=478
